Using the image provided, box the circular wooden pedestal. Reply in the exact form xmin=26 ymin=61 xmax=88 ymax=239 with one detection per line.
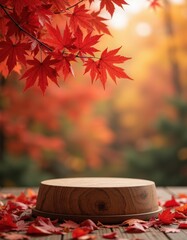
xmin=33 ymin=178 xmax=161 ymax=224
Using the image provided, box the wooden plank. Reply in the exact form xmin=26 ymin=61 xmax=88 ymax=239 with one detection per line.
xmin=165 ymin=229 xmax=187 ymax=240
xmin=1 ymin=187 xmax=187 ymax=240
xmin=157 ymin=187 xmax=172 ymax=201
xmin=166 ymin=187 xmax=187 ymax=196
xmin=115 ymin=227 xmax=170 ymax=240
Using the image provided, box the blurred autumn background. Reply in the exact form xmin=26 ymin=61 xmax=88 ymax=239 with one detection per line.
xmin=1 ymin=0 xmax=187 ymax=186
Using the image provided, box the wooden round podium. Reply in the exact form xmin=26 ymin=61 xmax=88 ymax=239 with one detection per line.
xmin=33 ymin=178 xmax=161 ymax=223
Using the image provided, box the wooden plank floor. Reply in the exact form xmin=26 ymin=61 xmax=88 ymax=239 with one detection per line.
xmin=0 ymin=187 xmax=187 ymax=240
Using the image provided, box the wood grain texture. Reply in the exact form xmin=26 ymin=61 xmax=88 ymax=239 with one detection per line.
xmin=2 ymin=186 xmax=187 ymax=239
xmin=34 ymin=178 xmax=159 ymax=222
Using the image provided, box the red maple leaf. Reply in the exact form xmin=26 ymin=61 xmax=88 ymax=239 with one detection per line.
xmin=158 ymin=209 xmax=176 ymax=225
xmin=102 ymin=232 xmax=117 ymax=239
xmin=27 ymin=216 xmax=62 ymax=235
xmin=60 ymin=220 xmax=79 ymax=229
xmin=75 ymin=27 xmax=101 ymax=56
xmin=66 ymin=4 xmax=93 ymax=31
xmin=100 ymin=0 xmax=128 ymax=16
xmin=149 ymin=0 xmax=161 ymax=10
xmin=0 ymin=38 xmax=29 ymax=72
xmin=125 ymin=222 xmax=146 ymax=233
xmin=72 ymin=227 xmax=91 ymax=239
xmin=174 ymin=211 xmax=187 ymax=219
xmin=175 ymin=203 xmax=187 ymax=215
xmin=178 ymin=222 xmax=187 ymax=229
xmin=0 ymin=232 xmax=30 ymax=240
xmin=12 ymin=0 xmax=41 ymax=14
xmin=121 ymin=218 xmax=147 ymax=226
xmin=6 ymin=9 xmax=39 ymax=38
xmin=0 ymin=214 xmax=17 ymax=231
xmin=44 ymin=24 xmax=75 ymax=51
xmin=163 ymin=195 xmax=180 ymax=208
xmin=20 ymin=56 xmax=59 ymax=94
xmin=91 ymin=11 xmax=111 ymax=35
xmin=79 ymin=219 xmax=99 ymax=231
xmin=84 ymin=47 xmax=131 ymax=87
xmin=52 ymin=52 xmax=76 ymax=79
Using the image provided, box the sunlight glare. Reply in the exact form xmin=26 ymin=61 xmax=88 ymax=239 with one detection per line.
xmin=170 ymin=0 xmax=185 ymax=4
xmin=108 ymin=7 xmax=129 ymax=29
xmin=135 ymin=22 xmax=152 ymax=37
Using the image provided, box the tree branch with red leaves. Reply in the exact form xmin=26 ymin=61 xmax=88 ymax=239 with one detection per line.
xmin=0 ymin=0 xmax=161 ymax=93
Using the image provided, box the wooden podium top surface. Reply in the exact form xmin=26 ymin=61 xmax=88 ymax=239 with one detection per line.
xmin=41 ymin=177 xmax=155 ymax=188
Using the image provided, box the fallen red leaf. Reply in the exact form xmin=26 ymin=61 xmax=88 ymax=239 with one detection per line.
xmin=158 ymin=209 xmax=176 ymax=225
xmin=121 ymin=218 xmax=147 ymax=226
xmin=102 ymin=232 xmax=117 ymax=239
xmin=0 ymin=214 xmax=17 ymax=231
xmin=125 ymin=222 xmax=146 ymax=233
xmin=60 ymin=220 xmax=79 ymax=229
xmin=174 ymin=211 xmax=187 ymax=219
xmin=178 ymin=222 xmax=187 ymax=229
xmin=80 ymin=219 xmax=99 ymax=230
xmin=163 ymin=196 xmax=180 ymax=208
xmin=72 ymin=227 xmax=91 ymax=239
xmin=27 ymin=216 xmax=62 ymax=235
xmin=0 ymin=232 xmax=30 ymax=240
xmin=175 ymin=203 xmax=187 ymax=215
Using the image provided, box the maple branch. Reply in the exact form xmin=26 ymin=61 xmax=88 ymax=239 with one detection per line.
xmin=76 ymin=54 xmax=99 ymax=60
xmin=0 ymin=4 xmax=53 ymax=52
xmin=54 ymin=0 xmax=85 ymax=14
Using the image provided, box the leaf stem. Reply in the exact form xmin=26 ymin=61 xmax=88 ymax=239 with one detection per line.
xmin=54 ymin=0 xmax=85 ymax=14
xmin=0 ymin=3 xmax=99 ymax=61
xmin=0 ymin=4 xmax=53 ymax=52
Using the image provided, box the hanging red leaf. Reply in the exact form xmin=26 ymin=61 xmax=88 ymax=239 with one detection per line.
xmin=20 ymin=55 xmax=59 ymax=94
xmin=90 ymin=11 xmax=111 ymax=35
xmin=52 ymin=52 xmax=76 ymax=79
xmin=66 ymin=4 xmax=93 ymax=31
xmin=158 ymin=209 xmax=176 ymax=225
xmin=0 ymin=38 xmax=29 ymax=72
xmin=44 ymin=24 xmax=75 ymax=51
xmin=99 ymin=0 xmax=128 ymax=16
xmin=12 ymin=0 xmax=41 ymax=15
xmin=74 ymin=27 xmax=102 ymax=56
xmin=84 ymin=47 xmax=131 ymax=87
xmin=149 ymin=0 xmax=161 ymax=10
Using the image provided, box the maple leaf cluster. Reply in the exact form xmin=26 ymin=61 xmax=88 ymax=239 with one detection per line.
xmin=1 ymin=190 xmax=187 ymax=239
xmin=0 ymin=0 xmax=132 ymax=94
